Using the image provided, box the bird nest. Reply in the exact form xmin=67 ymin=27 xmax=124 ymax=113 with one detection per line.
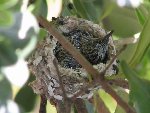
xmin=27 ymin=16 xmax=118 ymax=102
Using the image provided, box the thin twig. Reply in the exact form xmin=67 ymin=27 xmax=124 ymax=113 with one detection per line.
xmin=39 ymin=95 xmax=47 ymax=113
xmin=53 ymin=58 xmax=68 ymax=100
xmin=53 ymin=58 xmax=72 ymax=113
xmin=102 ymin=45 xmax=127 ymax=75
xmin=114 ymin=37 xmax=139 ymax=46
xmin=107 ymin=79 xmax=129 ymax=89
xmin=71 ymin=80 xmax=98 ymax=100
xmin=37 ymin=16 xmax=136 ymax=113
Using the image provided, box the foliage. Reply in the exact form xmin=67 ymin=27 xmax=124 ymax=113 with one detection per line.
xmin=0 ymin=0 xmax=150 ymax=113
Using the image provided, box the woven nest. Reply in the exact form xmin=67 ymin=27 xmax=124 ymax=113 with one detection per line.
xmin=27 ymin=16 xmax=118 ymax=102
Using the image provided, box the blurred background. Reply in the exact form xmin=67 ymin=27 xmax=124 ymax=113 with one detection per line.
xmin=0 ymin=0 xmax=150 ymax=113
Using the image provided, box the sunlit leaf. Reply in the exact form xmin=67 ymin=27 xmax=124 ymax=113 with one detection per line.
xmin=99 ymin=90 xmax=117 ymax=113
xmin=46 ymin=0 xmax=62 ymax=20
xmin=46 ymin=102 xmax=57 ymax=113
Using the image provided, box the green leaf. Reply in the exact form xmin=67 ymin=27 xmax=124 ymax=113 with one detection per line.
xmin=32 ymin=0 xmax=47 ymax=18
xmin=115 ymin=105 xmax=126 ymax=113
xmin=129 ymin=14 xmax=150 ymax=67
xmin=0 ymin=75 xmax=12 ymax=102
xmin=103 ymin=6 xmax=142 ymax=37
xmin=73 ymin=0 xmax=91 ymax=20
xmin=0 ymin=12 xmax=38 ymax=58
xmin=135 ymin=1 xmax=150 ymax=25
xmin=0 ymin=0 xmax=18 ymax=9
xmin=119 ymin=44 xmax=137 ymax=65
xmin=121 ymin=61 xmax=150 ymax=113
xmin=84 ymin=100 xmax=95 ymax=113
xmin=100 ymin=0 xmax=115 ymax=21
xmin=135 ymin=48 xmax=150 ymax=79
xmin=61 ymin=1 xmax=78 ymax=17
xmin=15 ymin=75 xmax=37 ymax=112
xmin=135 ymin=8 xmax=146 ymax=25
xmin=0 ymin=37 xmax=17 ymax=67
xmin=9 ymin=0 xmax=22 ymax=11
xmin=0 ymin=10 xmax=13 ymax=26
xmin=115 ymin=89 xmax=129 ymax=113
xmin=99 ymin=90 xmax=117 ymax=113
xmin=72 ymin=0 xmax=100 ymax=23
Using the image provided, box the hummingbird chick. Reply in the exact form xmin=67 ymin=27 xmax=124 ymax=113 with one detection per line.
xmin=53 ymin=28 xmax=113 ymax=69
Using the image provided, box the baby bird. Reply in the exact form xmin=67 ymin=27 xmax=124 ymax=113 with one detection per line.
xmin=53 ymin=28 xmax=113 ymax=69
